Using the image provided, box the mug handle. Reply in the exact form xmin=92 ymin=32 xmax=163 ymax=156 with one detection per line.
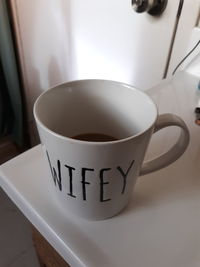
xmin=140 ymin=113 xmax=190 ymax=176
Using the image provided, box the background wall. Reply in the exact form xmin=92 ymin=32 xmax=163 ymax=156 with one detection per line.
xmin=166 ymin=0 xmax=200 ymax=76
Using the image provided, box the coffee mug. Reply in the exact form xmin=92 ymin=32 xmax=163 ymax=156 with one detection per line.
xmin=34 ymin=80 xmax=190 ymax=220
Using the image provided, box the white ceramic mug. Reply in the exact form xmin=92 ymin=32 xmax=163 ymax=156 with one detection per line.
xmin=34 ymin=80 xmax=190 ymax=220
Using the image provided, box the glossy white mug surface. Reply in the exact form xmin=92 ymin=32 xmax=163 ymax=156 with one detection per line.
xmin=34 ymin=80 xmax=189 ymax=220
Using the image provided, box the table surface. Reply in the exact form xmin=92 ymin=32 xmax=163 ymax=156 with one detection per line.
xmin=1 ymin=71 xmax=200 ymax=267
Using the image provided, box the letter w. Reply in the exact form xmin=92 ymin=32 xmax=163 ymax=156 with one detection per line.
xmin=46 ymin=150 xmax=62 ymax=191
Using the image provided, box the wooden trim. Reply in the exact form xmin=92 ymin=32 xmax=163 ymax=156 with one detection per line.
xmin=32 ymin=226 xmax=70 ymax=267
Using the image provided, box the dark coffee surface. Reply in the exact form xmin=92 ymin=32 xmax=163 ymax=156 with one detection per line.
xmin=72 ymin=133 xmax=118 ymax=142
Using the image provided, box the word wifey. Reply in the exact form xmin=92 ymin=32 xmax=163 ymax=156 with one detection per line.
xmin=46 ymin=151 xmax=135 ymax=202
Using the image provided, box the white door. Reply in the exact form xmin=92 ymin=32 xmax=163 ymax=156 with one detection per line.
xmin=68 ymin=0 xmax=181 ymax=89
xmin=10 ymin=0 xmax=199 ymax=143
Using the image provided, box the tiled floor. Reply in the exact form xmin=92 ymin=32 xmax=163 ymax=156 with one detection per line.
xmin=0 ymin=137 xmax=40 ymax=267
xmin=0 ymin=189 xmax=40 ymax=267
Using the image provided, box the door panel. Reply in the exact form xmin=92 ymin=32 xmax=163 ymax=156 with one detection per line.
xmin=11 ymin=0 xmax=182 ymax=123
xmin=69 ymin=0 xmax=181 ymax=89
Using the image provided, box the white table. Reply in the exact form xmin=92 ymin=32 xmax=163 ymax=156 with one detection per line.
xmin=1 ymin=72 xmax=200 ymax=267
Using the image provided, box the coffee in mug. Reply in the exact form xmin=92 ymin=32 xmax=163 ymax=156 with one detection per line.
xmin=72 ymin=133 xmax=118 ymax=142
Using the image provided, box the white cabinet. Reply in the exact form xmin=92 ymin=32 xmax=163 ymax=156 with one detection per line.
xmin=10 ymin=0 xmax=200 ymax=143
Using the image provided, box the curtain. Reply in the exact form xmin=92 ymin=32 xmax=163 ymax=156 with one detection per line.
xmin=0 ymin=0 xmax=23 ymax=146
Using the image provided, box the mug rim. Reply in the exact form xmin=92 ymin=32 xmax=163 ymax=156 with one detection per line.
xmin=33 ymin=79 xmax=158 ymax=145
